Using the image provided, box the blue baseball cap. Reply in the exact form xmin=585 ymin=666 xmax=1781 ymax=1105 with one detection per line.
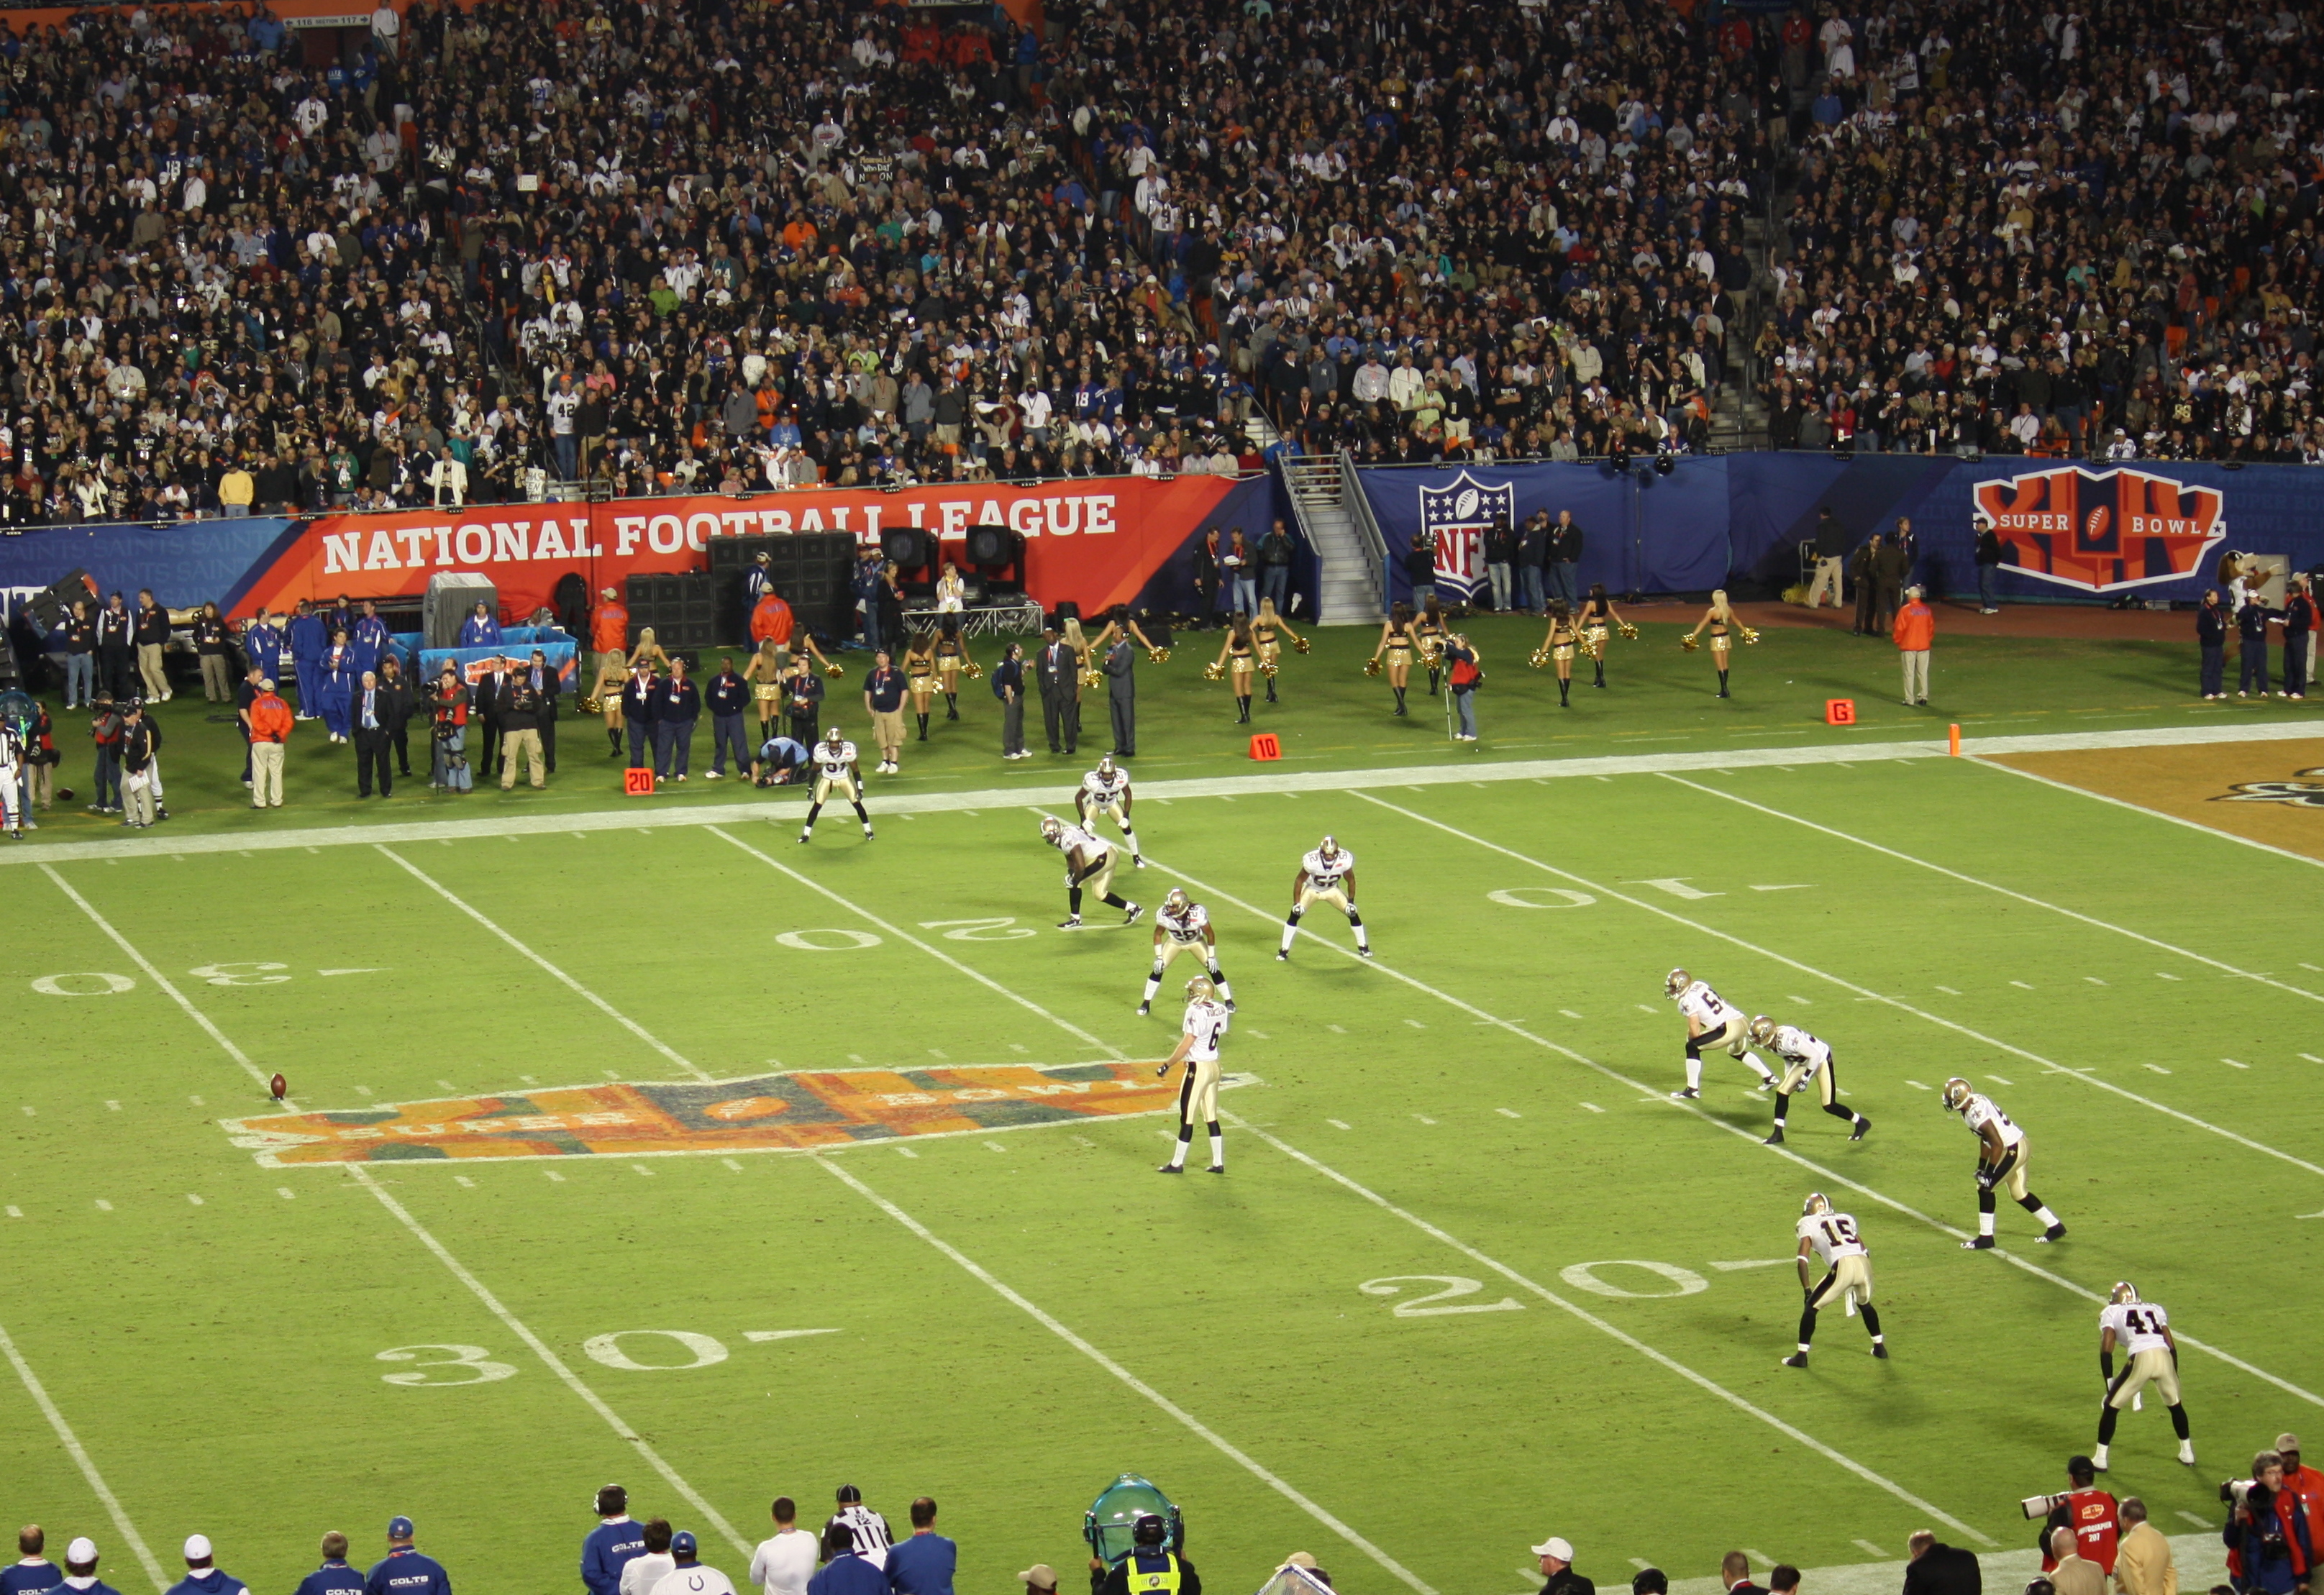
xmin=671 ymin=1533 xmax=698 ymax=1557
xmin=388 ymin=1519 xmax=414 ymax=1541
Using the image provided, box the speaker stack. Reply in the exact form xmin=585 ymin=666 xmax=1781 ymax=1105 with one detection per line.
xmin=703 ymin=531 xmax=859 ymax=646
xmin=626 ymin=571 xmax=716 ymax=657
xmin=965 ymin=524 xmax=1024 ymax=596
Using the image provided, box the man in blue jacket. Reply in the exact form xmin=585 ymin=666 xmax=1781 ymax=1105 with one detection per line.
xmin=165 ymin=1537 xmax=246 ymax=1595
xmin=620 ymin=661 xmax=661 ymax=773
xmin=6 ymin=1527 xmax=61 ymax=1595
xmin=803 ymin=1526 xmax=884 ymax=1595
xmin=49 ymin=1540 xmax=113 ymax=1595
xmin=294 ymin=1535 xmax=363 ymax=1595
xmin=286 ymin=601 xmax=328 ymax=720
xmin=240 ymin=609 xmax=285 ymax=691
xmin=704 ymin=655 xmax=752 ymax=780
xmin=886 ymin=1501 xmax=954 ymax=1595
xmin=458 ymin=603 xmax=503 ymax=648
xmin=583 ymin=1487 xmax=646 ymax=1595
xmin=364 ymin=1519 xmax=450 ymax=1595
xmin=655 ymin=657 xmax=701 ymax=782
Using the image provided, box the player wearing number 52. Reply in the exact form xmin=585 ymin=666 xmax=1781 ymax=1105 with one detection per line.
xmin=1782 ymin=1192 xmax=1885 ymax=1368
xmin=2092 ymin=1283 xmax=2194 ymax=1471
xmin=1278 ymin=835 xmax=1367 ymax=961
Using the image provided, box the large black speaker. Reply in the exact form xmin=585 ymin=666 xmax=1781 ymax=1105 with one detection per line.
xmin=27 ymin=569 xmax=96 ymax=633
xmin=966 ymin=525 xmax=1019 ymax=567
xmin=883 ymin=526 xmax=934 ymax=572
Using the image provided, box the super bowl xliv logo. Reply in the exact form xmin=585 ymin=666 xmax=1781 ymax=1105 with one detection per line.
xmin=1417 ymin=470 xmax=1514 ymax=602
xmin=1972 ymin=467 xmax=2225 ymax=593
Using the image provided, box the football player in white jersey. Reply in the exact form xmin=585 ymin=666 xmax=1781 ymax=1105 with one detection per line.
xmin=1664 ymin=969 xmax=1777 ymax=1098
xmin=2092 ymin=1281 xmax=2194 ymax=1470
xmin=0 ymin=713 xmax=27 ymax=838
xmin=1142 ymin=888 xmax=1231 ymax=1016
xmin=1075 ymin=755 xmax=1143 ymax=867
xmin=1747 ymin=1015 xmax=1870 ymax=1144
xmin=798 ymin=727 xmax=874 ymax=844
xmin=1782 ymin=1192 xmax=1885 ymax=1367
xmin=1278 ymin=835 xmax=1369 ymax=959
xmin=1156 ymin=975 xmax=1230 ymax=1174
xmin=823 ymin=1485 xmax=893 ymax=1569
xmin=1941 ymin=1077 xmax=2066 ymax=1247
xmin=1039 ymin=814 xmax=1141 ymax=930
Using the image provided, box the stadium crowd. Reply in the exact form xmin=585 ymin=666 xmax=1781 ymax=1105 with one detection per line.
xmin=4 ymin=0 xmax=2320 ymax=530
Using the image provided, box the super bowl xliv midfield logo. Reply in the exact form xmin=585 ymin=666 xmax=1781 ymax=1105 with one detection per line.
xmin=1972 ymin=466 xmax=2226 ymax=594
xmin=1418 ymin=470 xmax=1514 ymax=602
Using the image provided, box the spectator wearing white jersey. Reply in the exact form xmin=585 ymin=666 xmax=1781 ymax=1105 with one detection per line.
xmin=749 ymin=1502 xmax=817 ymax=1595
xmin=619 ymin=1523 xmax=675 ymax=1595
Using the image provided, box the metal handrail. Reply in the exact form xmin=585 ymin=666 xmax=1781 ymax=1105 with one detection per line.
xmin=1335 ymin=448 xmax=1388 ymax=616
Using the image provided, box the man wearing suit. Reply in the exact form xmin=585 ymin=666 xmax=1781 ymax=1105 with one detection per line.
xmin=1902 ymin=1530 xmax=1982 ymax=1595
xmin=1850 ymin=533 xmax=1887 ymax=636
xmin=1718 ymin=1552 xmax=1767 ymax=1595
xmin=353 ymin=670 xmax=395 ymax=797
xmin=619 ymin=659 xmax=660 ymax=771
xmin=523 ymin=649 xmax=561 ymax=772
xmin=1103 ymin=635 xmax=1136 ymax=757
xmin=785 ymin=653 xmax=826 ymax=746
xmin=470 ymin=657 xmax=509 ymax=777
xmin=1035 ymin=624 xmax=1075 ymax=754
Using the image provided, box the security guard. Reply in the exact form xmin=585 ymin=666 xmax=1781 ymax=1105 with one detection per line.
xmin=1096 ymin=1519 xmax=1198 ymax=1595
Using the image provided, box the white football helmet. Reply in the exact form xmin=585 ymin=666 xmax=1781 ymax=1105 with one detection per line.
xmin=1185 ymin=976 xmax=1216 ymax=1002
xmin=1664 ymin=967 xmax=1690 ymax=998
xmin=1940 ymin=1076 xmax=1974 ymax=1112
xmin=1803 ymin=1192 xmax=1831 ymax=1217
xmin=2110 ymin=1281 xmax=2140 ymax=1305
xmin=1163 ymin=887 xmax=1190 ymax=915
xmin=1318 ymin=833 xmax=1340 ymax=860
xmin=1748 ymin=1015 xmax=1777 ymax=1047
xmin=824 ymin=726 xmax=844 ymax=748
xmin=1039 ymin=815 xmax=1064 ymax=844
xmin=1098 ymin=754 xmax=1116 ymax=777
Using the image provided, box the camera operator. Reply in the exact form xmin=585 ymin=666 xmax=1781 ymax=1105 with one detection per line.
xmin=2223 ymin=1452 xmax=2313 ymax=1595
xmin=1094 ymin=1517 xmax=1195 ymax=1595
xmin=751 ymin=734 xmax=810 ymax=787
xmin=2037 ymin=1457 xmax=2119 ymax=1577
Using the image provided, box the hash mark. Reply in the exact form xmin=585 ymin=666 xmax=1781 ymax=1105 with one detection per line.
xmin=1248 ymin=1029 xmax=1271 ymax=1038
xmin=1326 ymin=1118 xmax=1352 ymax=1130
xmin=722 ymin=1159 xmax=744 ymax=1171
xmin=18 ymin=1105 xmax=29 ymax=1118
xmin=520 ymin=1075 xmax=537 ymax=1085
xmin=1009 ymin=1043 xmax=1029 ymax=1053
xmin=1559 ymin=1009 xmax=1584 ymax=1019
xmin=2304 ymin=964 xmax=2324 ymax=974
xmin=454 ymin=1176 xmax=475 ymax=1188
xmin=985 ymin=1141 xmax=1010 ymax=1153
xmin=1986 ymin=1075 xmax=2014 ymax=1085
xmin=3 ymin=1207 xmax=17 ymax=1218
xmin=1854 ymin=1542 xmax=1887 ymax=1559
xmin=104 ymin=1101 xmax=119 ymax=1111
xmin=1403 ymin=1019 xmax=1426 ymax=1029
xmin=1413 ymin=1114 xmax=1437 ymax=1125
xmin=1579 ymin=1102 xmax=1605 ymax=1115
xmin=897 ymin=1147 xmax=919 ymax=1158
xmin=1326 ymin=1024 xmax=1347 ymax=1033
xmin=632 ymin=1164 xmax=655 ymax=1176
xmin=2084 ymin=977 xmax=2107 ymax=985
xmin=1071 ymin=1136 xmax=1095 ymax=1148
xmin=1636 ymin=1003 xmax=1657 ymax=1014
xmin=94 ymin=1199 xmax=112 ymax=1212
xmin=186 ymin=1194 xmax=203 ymax=1206
xmin=2157 ymin=972 xmax=2182 ymax=981
xmin=545 ymin=1170 xmax=565 ymax=1182
xmin=603 ymin=1069 xmax=620 ymax=1079
xmin=849 ymin=1054 xmax=866 ymax=1064
xmin=1905 ymin=1079 xmax=1930 ymax=1090
xmin=277 ymin=1188 xmax=295 ymax=1199
xmin=1630 ymin=1563 xmax=1653 ymax=1573
xmin=2223 ymin=1058 xmax=2249 ymax=1069
xmin=1497 ymin=1108 xmax=1522 ymax=1118
xmin=928 ymin=1048 xmax=949 ymax=1059
xmin=2146 ymin=1065 xmax=2172 ymax=1075
xmin=2302 ymin=1054 xmax=2323 ymax=1064
xmin=437 ymin=1079 xmax=458 ymax=1092
xmin=1785 ymin=995 xmax=1812 ymax=1005
xmin=1934 ymin=984 xmax=1961 ymax=995
xmin=2179 ymin=1512 xmax=2215 ymax=1530
xmin=2009 ymin=980 xmax=2035 ymax=990
xmin=353 ymin=1085 xmax=373 ymax=1097
xmin=189 ymin=1094 xmax=204 ymax=1106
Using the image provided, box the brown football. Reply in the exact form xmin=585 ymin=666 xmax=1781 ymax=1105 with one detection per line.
xmin=269 ymin=1073 xmax=287 ymax=1100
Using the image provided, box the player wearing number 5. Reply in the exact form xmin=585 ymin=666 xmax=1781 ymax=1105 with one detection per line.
xmin=1783 ymin=1192 xmax=1885 ymax=1367
xmin=1156 ymin=977 xmax=1231 ymax=1174
xmin=1941 ymin=1077 xmax=2066 ymax=1248
xmin=1664 ymin=970 xmax=1777 ymax=1099
xmin=1278 ymin=836 xmax=1368 ymax=960
xmin=2092 ymin=1283 xmax=2195 ymax=1471
xmin=1747 ymin=1016 xmax=1870 ymax=1144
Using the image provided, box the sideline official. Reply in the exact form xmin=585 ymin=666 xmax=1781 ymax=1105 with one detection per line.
xmin=707 ymin=657 xmax=752 ymax=779
xmin=1095 ymin=1517 xmax=1196 ymax=1595
xmin=364 ymin=1520 xmax=450 ymax=1595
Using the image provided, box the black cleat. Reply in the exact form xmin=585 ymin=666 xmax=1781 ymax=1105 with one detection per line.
xmin=1206 ymin=1165 xmax=1224 ymax=1174
xmin=1671 ymin=1087 xmax=1700 ymax=1100
xmin=1136 ymin=1002 xmax=1151 ymax=1017
xmin=1961 ymin=1235 xmax=1995 ymax=1250
xmin=2039 ymin=1223 xmax=2068 ymax=1243
xmin=1058 ymin=916 xmax=1083 ymax=930
xmin=1124 ymin=904 xmax=1143 ymax=926
xmin=1275 ymin=950 xmax=1289 ymax=961
xmin=1871 ymin=1343 xmax=1890 ymax=1358
xmin=1156 ymin=1163 xmax=1182 ymax=1174
xmin=1763 ymin=1130 xmax=1785 ymax=1145
xmin=1782 ymin=1352 xmax=1808 ymax=1368
xmin=1850 ymin=1117 xmax=1872 ymax=1141
xmin=797 ymin=832 xmax=811 ymax=844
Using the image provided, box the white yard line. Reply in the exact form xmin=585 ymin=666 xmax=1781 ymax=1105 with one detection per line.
xmin=1321 ymin=798 xmax=2323 ymax=1411
xmin=819 ymin=1156 xmax=1439 ymax=1594
xmin=0 ymin=1321 xmax=170 ymax=1591
xmin=1974 ymin=756 xmax=2324 ymax=869
xmin=1657 ymin=774 xmax=2324 ymax=1005
xmin=374 ymin=845 xmax=715 ymax=1082
xmin=6 ymin=720 xmax=2318 ymax=868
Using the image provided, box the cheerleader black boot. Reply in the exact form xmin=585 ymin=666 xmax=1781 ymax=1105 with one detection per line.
xmin=1264 ymin=676 xmax=1277 ymax=703
xmin=1236 ymin=695 xmax=1252 ymax=724
xmin=1393 ymin=686 xmax=1408 ymax=716
xmin=944 ymin=692 xmax=959 ymax=721
xmin=916 ymin=713 xmax=929 ymax=741
xmin=1558 ymin=677 xmax=1571 ymax=706
xmin=1427 ymin=667 xmax=1441 ymax=696
xmin=1593 ymin=658 xmax=1607 ymax=688
xmin=1717 ymin=668 xmax=1730 ymax=699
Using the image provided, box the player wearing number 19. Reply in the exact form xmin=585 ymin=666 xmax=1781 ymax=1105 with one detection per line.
xmin=2092 ymin=1283 xmax=2195 ymax=1472
xmin=1782 ymin=1192 xmax=1886 ymax=1368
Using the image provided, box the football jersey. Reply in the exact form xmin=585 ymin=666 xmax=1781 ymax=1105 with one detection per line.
xmin=815 ymin=740 xmax=857 ymax=777
xmin=1674 ymin=980 xmax=1736 ymax=1028
xmin=1769 ymin=1024 xmax=1830 ymax=1075
xmin=1056 ymin=821 xmax=1103 ymax=858
xmin=825 ymin=1504 xmax=891 ymax=1567
xmin=0 ymin=724 xmax=23 ymax=765
xmin=2100 ymin=1299 xmax=2172 ymax=1355
xmin=1797 ymin=1209 xmax=1867 ymax=1266
xmin=1302 ymin=846 xmax=1354 ymax=885
xmin=1182 ymin=997 xmax=1230 ymax=1060
xmin=1959 ymin=1092 xmax=2025 ymax=1150
xmin=1081 ymin=767 xmax=1130 ymax=802
xmin=1159 ymin=900 xmax=1211 ymax=943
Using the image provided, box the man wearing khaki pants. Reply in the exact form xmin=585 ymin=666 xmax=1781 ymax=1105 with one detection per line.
xmin=133 ymin=590 xmax=173 ymax=701
xmin=1892 ymin=585 xmax=1933 ymax=705
xmin=247 ymin=680 xmax=293 ymax=807
xmin=498 ymin=672 xmax=546 ymax=789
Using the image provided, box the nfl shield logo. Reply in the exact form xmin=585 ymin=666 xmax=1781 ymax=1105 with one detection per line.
xmin=1417 ymin=471 xmax=1515 ymax=603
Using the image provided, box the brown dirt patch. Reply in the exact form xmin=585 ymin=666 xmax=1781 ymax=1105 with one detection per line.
xmin=1991 ymin=738 xmax=2324 ymax=860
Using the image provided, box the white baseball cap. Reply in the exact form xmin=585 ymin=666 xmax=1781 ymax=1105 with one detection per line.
xmin=184 ymin=1536 xmax=214 ymax=1563
xmin=66 ymin=1540 xmax=97 ymax=1566
xmin=1532 ymin=1538 xmax=1575 ymax=1562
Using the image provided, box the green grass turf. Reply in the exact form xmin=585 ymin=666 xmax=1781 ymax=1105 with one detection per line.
xmin=14 ymin=611 xmax=2310 ymax=841
xmin=2 ymin=627 xmax=2318 ymax=1595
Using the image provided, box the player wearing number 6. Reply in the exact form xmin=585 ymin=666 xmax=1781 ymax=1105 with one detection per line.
xmin=1747 ymin=1016 xmax=1870 ymax=1144
xmin=1941 ymin=1077 xmax=2067 ymax=1248
xmin=1278 ymin=835 xmax=1368 ymax=960
xmin=1157 ymin=977 xmax=1231 ymax=1175
xmin=2092 ymin=1283 xmax=2195 ymax=1471
xmin=1783 ymin=1192 xmax=1885 ymax=1368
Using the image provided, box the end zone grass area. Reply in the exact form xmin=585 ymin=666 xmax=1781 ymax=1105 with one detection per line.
xmin=3 ymin=626 xmax=2318 ymax=1595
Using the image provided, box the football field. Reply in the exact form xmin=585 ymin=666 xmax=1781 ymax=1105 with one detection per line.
xmin=5 ymin=654 xmax=2322 ymax=1595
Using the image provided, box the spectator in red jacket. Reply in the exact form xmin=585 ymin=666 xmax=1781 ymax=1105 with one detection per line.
xmin=2281 ymin=1436 xmax=2324 ymax=1585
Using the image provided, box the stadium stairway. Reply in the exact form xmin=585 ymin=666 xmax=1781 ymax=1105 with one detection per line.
xmin=1281 ymin=452 xmax=1385 ymax=624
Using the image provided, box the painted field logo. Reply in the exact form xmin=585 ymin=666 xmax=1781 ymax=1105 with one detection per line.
xmin=1973 ymin=466 xmax=2225 ymax=593
xmin=220 ymin=1062 xmax=1254 ymax=1166
xmin=2215 ymin=767 xmax=2324 ymax=808
xmin=1418 ymin=470 xmax=1513 ymax=603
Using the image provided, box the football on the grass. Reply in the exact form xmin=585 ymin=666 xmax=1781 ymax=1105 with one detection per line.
xmin=269 ymin=1073 xmax=287 ymax=1100
xmin=58 ymin=787 xmax=74 ymax=801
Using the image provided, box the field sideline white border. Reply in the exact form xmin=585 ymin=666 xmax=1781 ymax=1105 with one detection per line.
xmin=4 ymin=718 xmax=2314 ymax=867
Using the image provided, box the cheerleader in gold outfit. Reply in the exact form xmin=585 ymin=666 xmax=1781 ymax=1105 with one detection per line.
xmin=932 ymin=613 xmax=978 ymax=721
xmin=903 ymin=628 xmax=939 ymax=739
xmin=1211 ymin=613 xmax=1258 ymax=723
xmin=1369 ymin=601 xmax=1417 ymax=716
xmin=1536 ymin=602 xmax=1580 ymax=707
xmin=1252 ymin=598 xmax=1305 ymax=704
xmin=1413 ymin=595 xmax=1449 ymax=696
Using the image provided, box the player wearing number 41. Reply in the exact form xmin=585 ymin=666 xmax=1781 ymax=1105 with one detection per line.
xmin=1746 ymin=1016 xmax=1869 ymax=1144
xmin=2092 ymin=1282 xmax=2195 ymax=1471
xmin=1663 ymin=970 xmax=1777 ymax=1098
xmin=1039 ymin=814 xmax=1141 ymax=930
xmin=1782 ymin=1193 xmax=1886 ymax=1367
xmin=1279 ymin=835 xmax=1368 ymax=960
xmin=1076 ymin=756 xmax=1143 ymax=867
xmin=1940 ymin=1077 xmax=2067 ymax=1247
xmin=798 ymin=728 xmax=874 ymax=844
xmin=1157 ymin=977 xmax=1231 ymax=1174
xmin=1142 ymin=889 xmax=1233 ymax=1016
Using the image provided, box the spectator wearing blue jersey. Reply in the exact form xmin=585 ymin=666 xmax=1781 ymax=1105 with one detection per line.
xmin=52 ymin=1540 xmax=114 ymax=1595
xmin=286 ymin=603 xmax=329 ymax=722
xmin=294 ymin=1535 xmax=363 ymax=1595
xmin=803 ymin=1527 xmax=883 ymax=1595
xmin=365 ymin=1519 xmax=450 ymax=1595
xmin=886 ymin=1502 xmax=954 ymax=1595
xmin=6 ymin=1526 xmax=61 ymax=1595
xmin=167 ymin=1536 xmax=246 ymax=1595
xmin=584 ymin=1487 xmax=647 ymax=1595
xmin=459 ymin=604 xmax=504 ymax=649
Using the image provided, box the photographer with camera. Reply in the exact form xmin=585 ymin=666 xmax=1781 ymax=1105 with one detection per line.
xmin=2032 ymin=1457 xmax=2118 ymax=1577
xmin=2223 ymin=1451 xmax=2312 ymax=1595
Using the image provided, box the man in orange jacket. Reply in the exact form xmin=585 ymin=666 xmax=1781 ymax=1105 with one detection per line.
xmin=750 ymin=590 xmax=794 ymax=648
xmin=247 ymin=678 xmax=294 ymax=808
xmin=1893 ymin=584 xmax=1934 ymax=706
xmin=590 ymin=585 xmax=629 ymax=683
